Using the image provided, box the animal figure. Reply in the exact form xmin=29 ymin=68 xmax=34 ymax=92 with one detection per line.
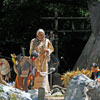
xmin=11 ymin=54 xmax=37 ymax=92
xmin=11 ymin=52 xmax=59 ymax=92
xmin=0 ymin=58 xmax=11 ymax=85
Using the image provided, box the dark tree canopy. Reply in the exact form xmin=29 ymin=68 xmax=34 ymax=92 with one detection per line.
xmin=0 ymin=0 xmax=91 ymax=75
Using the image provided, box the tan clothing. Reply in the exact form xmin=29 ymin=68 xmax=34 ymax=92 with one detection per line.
xmin=30 ymin=38 xmax=54 ymax=93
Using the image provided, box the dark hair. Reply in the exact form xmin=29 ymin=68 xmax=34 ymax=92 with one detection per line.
xmin=90 ymin=63 xmax=98 ymax=68
xmin=31 ymin=50 xmax=39 ymax=58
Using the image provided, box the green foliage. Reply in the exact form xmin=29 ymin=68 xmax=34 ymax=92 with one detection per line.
xmin=79 ymin=8 xmax=89 ymax=17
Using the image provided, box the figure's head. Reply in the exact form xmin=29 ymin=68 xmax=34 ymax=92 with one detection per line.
xmin=36 ymin=29 xmax=45 ymax=40
xmin=90 ymin=63 xmax=98 ymax=72
xmin=0 ymin=59 xmax=10 ymax=75
xmin=0 ymin=59 xmax=11 ymax=81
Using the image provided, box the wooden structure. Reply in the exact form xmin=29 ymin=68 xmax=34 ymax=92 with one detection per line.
xmin=42 ymin=9 xmax=91 ymax=62
xmin=42 ymin=9 xmax=91 ymax=88
xmin=38 ymin=88 xmax=45 ymax=100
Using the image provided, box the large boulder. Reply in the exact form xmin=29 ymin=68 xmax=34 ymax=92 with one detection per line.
xmin=65 ymin=74 xmax=100 ymax=100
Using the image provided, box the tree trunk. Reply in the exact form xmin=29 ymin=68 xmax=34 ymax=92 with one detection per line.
xmin=74 ymin=1 xmax=100 ymax=70
xmin=74 ymin=33 xmax=95 ymax=69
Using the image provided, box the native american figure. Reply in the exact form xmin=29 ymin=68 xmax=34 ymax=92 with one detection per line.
xmin=0 ymin=58 xmax=11 ymax=85
xmin=11 ymin=54 xmax=38 ymax=92
xmin=29 ymin=29 xmax=54 ymax=93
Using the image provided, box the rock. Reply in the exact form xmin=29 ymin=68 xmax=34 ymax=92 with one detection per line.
xmin=0 ymin=83 xmax=38 ymax=100
xmin=65 ymin=74 xmax=100 ymax=100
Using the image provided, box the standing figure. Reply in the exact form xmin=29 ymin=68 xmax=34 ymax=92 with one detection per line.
xmin=90 ymin=63 xmax=100 ymax=81
xmin=0 ymin=58 xmax=11 ymax=85
xmin=29 ymin=29 xmax=54 ymax=93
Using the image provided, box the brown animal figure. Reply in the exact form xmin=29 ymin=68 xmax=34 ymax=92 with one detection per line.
xmin=11 ymin=54 xmax=38 ymax=92
xmin=0 ymin=58 xmax=11 ymax=85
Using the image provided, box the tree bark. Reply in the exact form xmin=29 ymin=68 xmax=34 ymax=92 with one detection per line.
xmin=74 ymin=1 xmax=100 ymax=70
xmin=74 ymin=33 xmax=95 ymax=69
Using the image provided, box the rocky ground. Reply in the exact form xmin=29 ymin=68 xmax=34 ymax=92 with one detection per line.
xmin=2 ymin=74 xmax=99 ymax=100
xmin=0 ymin=83 xmax=65 ymax=100
xmin=0 ymin=84 xmax=38 ymax=100
xmin=65 ymin=74 xmax=100 ymax=100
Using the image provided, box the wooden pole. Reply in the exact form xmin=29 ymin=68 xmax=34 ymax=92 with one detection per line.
xmin=38 ymin=87 xmax=45 ymax=100
xmin=54 ymin=9 xmax=59 ymax=72
xmin=49 ymin=31 xmax=54 ymax=89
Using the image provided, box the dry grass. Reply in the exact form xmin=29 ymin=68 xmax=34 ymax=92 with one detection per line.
xmin=61 ymin=68 xmax=92 ymax=88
